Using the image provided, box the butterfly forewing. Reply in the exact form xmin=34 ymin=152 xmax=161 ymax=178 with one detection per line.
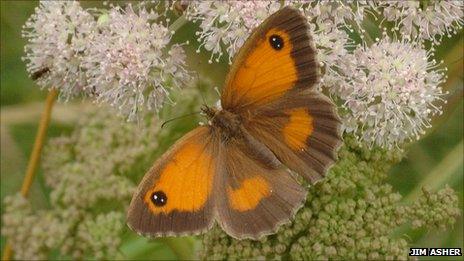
xmin=222 ymin=6 xmax=341 ymax=183
xmin=221 ymin=7 xmax=319 ymax=112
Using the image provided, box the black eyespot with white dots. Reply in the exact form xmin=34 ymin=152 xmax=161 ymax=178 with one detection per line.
xmin=269 ymin=34 xmax=284 ymax=50
xmin=151 ymin=191 xmax=167 ymax=207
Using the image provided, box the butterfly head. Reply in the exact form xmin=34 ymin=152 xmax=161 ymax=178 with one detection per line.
xmin=201 ymin=104 xmax=217 ymax=120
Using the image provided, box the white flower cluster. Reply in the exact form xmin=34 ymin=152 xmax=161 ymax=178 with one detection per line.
xmin=334 ymin=38 xmax=446 ymax=148
xmin=372 ymin=0 xmax=464 ymax=43
xmin=297 ymin=1 xmax=362 ymax=87
xmin=184 ymin=0 xmax=460 ymax=148
xmin=22 ymin=1 xmax=95 ymax=100
xmin=23 ymin=1 xmax=191 ymax=120
xmin=83 ymin=5 xmax=190 ymax=120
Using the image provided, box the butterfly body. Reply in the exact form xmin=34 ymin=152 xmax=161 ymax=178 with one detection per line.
xmin=203 ymin=106 xmax=243 ymax=140
xmin=128 ymin=7 xmax=342 ymax=240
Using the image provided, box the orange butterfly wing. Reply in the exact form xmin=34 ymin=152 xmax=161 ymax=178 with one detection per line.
xmin=221 ymin=7 xmax=319 ymax=112
xmin=127 ymin=126 xmax=218 ymax=236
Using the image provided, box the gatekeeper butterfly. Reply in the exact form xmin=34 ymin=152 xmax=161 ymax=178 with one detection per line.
xmin=127 ymin=6 xmax=342 ymax=239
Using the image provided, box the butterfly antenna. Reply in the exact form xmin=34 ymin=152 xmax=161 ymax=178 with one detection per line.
xmin=200 ymin=90 xmax=208 ymax=107
xmin=161 ymin=111 xmax=201 ymax=128
xmin=197 ymin=83 xmax=208 ymax=108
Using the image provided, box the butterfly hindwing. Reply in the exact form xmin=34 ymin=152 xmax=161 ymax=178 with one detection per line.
xmin=127 ymin=126 xmax=218 ymax=236
xmin=214 ymin=129 xmax=306 ymax=239
xmin=221 ymin=6 xmax=318 ymax=112
xmin=244 ymin=90 xmax=342 ymax=183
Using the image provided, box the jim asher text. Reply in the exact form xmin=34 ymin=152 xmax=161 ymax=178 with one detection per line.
xmin=409 ymin=248 xmax=462 ymax=256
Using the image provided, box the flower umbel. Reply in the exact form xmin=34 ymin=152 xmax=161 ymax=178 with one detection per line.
xmin=23 ymin=1 xmax=191 ymax=121
xmin=22 ymin=1 xmax=95 ymax=99
xmin=373 ymin=0 xmax=464 ymax=43
xmin=332 ymin=37 xmax=447 ymax=148
xmin=83 ymin=4 xmax=191 ymax=120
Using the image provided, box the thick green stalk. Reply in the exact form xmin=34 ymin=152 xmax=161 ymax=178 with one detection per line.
xmin=403 ymin=140 xmax=463 ymax=203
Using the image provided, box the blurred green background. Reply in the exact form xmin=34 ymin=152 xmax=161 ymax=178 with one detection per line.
xmin=1 ymin=1 xmax=462 ymax=260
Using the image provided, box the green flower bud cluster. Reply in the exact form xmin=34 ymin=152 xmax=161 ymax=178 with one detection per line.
xmin=407 ymin=186 xmax=460 ymax=230
xmin=200 ymin=136 xmax=460 ymax=260
xmin=1 ymin=82 xmax=205 ymax=260
xmin=2 ymin=107 xmax=158 ymax=259
xmin=2 ymin=82 xmax=202 ymax=260
xmin=75 ymin=212 xmax=125 ymax=260
xmin=2 ymin=195 xmax=77 ymax=260
xmin=42 ymin=109 xmax=160 ymax=209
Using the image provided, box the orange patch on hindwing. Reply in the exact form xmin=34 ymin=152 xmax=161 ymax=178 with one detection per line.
xmin=144 ymin=141 xmax=214 ymax=214
xmin=227 ymin=176 xmax=271 ymax=211
xmin=232 ymin=28 xmax=297 ymax=105
xmin=283 ymin=108 xmax=314 ymax=150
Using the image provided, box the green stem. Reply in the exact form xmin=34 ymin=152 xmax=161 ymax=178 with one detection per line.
xmin=120 ymin=236 xmax=162 ymax=259
xmin=159 ymin=237 xmax=195 ymax=260
xmin=402 ymin=140 xmax=463 ymax=203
